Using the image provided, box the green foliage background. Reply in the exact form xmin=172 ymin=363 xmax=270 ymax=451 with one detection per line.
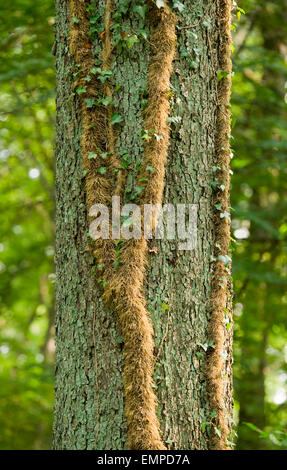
xmin=0 ymin=0 xmax=55 ymax=449
xmin=0 ymin=0 xmax=286 ymax=449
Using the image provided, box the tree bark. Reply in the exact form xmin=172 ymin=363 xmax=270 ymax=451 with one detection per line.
xmin=54 ymin=0 xmax=233 ymax=450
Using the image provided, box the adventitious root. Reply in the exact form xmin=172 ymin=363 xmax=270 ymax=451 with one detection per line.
xmin=207 ymin=0 xmax=232 ymax=450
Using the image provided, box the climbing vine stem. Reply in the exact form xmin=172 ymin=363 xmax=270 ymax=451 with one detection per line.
xmin=207 ymin=0 xmax=233 ymax=450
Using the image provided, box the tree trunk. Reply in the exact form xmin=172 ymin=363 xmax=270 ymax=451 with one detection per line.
xmin=54 ymin=0 xmax=233 ymax=450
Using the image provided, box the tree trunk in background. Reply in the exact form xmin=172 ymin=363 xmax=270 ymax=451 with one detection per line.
xmin=236 ymin=1 xmax=287 ymax=449
xmin=53 ymin=0 xmax=233 ymax=449
xmin=237 ymin=300 xmax=268 ymax=449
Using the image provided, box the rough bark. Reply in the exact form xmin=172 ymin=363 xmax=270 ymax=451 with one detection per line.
xmin=54 ymin=0 xmax=233 ymax=450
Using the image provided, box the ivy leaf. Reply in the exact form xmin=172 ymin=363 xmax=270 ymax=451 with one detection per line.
xmin=72 ymin=17 xmax=80 ymax=24
xmin=217 ymin=254 xmax=231 ymax=266
xmin=146 ymin=165 xmax=155 ymax=173
xmin=85 ymin=98 xmax=97 ymax=108
xmin=211 ymin=179 xmax=219 ymax=189
xmin=110 ymin=113 xmax=123 ymax=125
xmin=142 ymin=130 xmax=151 ymax=141
xmin=130 ymin=186 xmax=145 ymax=200
xmin=173 ymin=1 xmax=184 ymax=12
xmin=86 ymin=4 xmax=96 ymax=11
xmin=214 ymin=427 xmax=222 ymax=438
xmin=88 ymin=152 xmax=97 ymax=159
xmin=138 ymin=29 xmax=148 ymax=40
xmin=161 ymin=302 xmax=170 ymax=312
xmin=133 ymin=4 xmax=147 ymax=19
xmin=90 ymin=66 xmax=101 ymax=75
xmin=201 ymin=422 xmax=209 ymax=433
xmin=156 ymin=0 xmax=165 ymax=8
xmin=124 ymin=34 xmax=139 ymax=48
xmin=220 ymin=211 xmax=231 ymax=222
xmin=167 ymin=115 xmax=181 ymax=124
xmin=114 ymin=258 xmax=123 ymax=269
xmin=101 ymin=96 xmax=113 ymax=106
xmin=98 ymin=167 xmax=107 ymax=175
xmin=76 ymin=86 xmax=86 ymax=95
xmin=212 ymin=165 xmax=221 ymax=172
xmin=217 ymin=70 xmax=228 ymax=81
xmin=120 ymin=153 xmax=132 ymax=169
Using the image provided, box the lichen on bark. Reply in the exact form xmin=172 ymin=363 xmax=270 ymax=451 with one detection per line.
xmin=54 ymin=0 xmax=233 ymax=450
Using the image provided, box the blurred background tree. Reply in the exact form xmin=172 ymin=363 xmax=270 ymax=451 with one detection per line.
xmin=0 ymin=0 xmax=286 ymax=450
xmin=0 ymin=0 xmax=55 ymax=449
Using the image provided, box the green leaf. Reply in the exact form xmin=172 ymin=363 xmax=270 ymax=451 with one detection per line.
xmin=110 ymin=113 xmax=123 ymax=125
xmin=161 ymin=302 xmax=170 ymax=312
xmin=90 ymin=67 xmax=101 ymax=75
xmin=146 ymin=165 xmax=155 ymax=173
xmin=114 ymin=258 xmax=123 ymax=269
xmin=167 ymin=115 xmax=181 ymax=124
xmin=215 ymin=202 xmax=222 ymax=211
xmin=85 ymin=98 xmax=97 ymax=108
xmin=98 ymin=167 xmax=107 ymax=175
xmin=130 ymin=186 xmax=145 ymax=200
xmin=142 ymin=130 xmax=151 ymax=141
xmin=244 ymin=422 xmax=262 ymax=433
xmin=138 ymin=29 xmax=148 ymax=40
xmin=217 ymin=254 xmax=231 ymax=266
xmin=173 ymin=1 xmax=184 ymax=12
xmin=88 ymin=152 xmax=97 ymax=159
xmin=76 ymin=85 xmax=87 ymax=95
xmin=154 ymin=133 xmax=163 ymax=141
xmin=133 ymin=5 xmax=147 ymax=19
xmin=220 ymin=211 xmax=231 ymax=222
xmin=120 ymin=153 xmax=132 ymax=169
xmin=217 ymin=70 xmax=228 ymax=81
xmin=156 ymin=0 xmax=165 ymax=8
xmin=214 ymin=427 xmax=222 ymax=438
xmin=201 ymin=422 xmax=208 ymax=433
xmin=101 ymin=96 xmax=113 ymax=106
xmin=124 ymin=34 xmax=139 ymax=48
